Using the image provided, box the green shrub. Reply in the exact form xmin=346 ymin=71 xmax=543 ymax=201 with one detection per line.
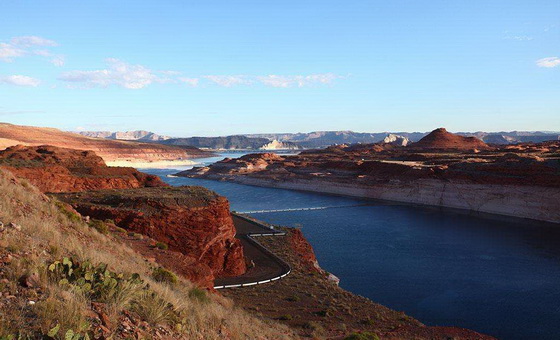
xmin=88 ymin=219 xmax=108 ymax=235
xmin=286 ymin=295 xmax=300 ymax=302
xmin=344 ymin=332 xmax=380 ymax=340
xmin=155 ymin=241 xmax=168 ymax=250
xmin=152 ymin=267 xmax=178 ymax=285
xmin=54 ymin=201 xmax=81 ymax=223
xmin=114 ymin=227 xmax=127 ymax=233
xmin=189 ymin=287 xmax=209 ymax=303
xmin=279 ymin=314 xmax=293 ymax=321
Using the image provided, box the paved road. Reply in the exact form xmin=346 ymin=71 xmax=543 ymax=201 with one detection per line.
xmin=214 ymin=214 xmax=291 ymax=288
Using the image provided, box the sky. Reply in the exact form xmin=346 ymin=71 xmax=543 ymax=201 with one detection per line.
xmin=0 ymin=1 xmax=558 ymax=137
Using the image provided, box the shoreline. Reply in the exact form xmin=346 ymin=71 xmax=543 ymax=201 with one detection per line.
xmin=106 ymin=159 xmax=197 ymax=168
xmin=189 ymin=174 xmax=560 ymax=224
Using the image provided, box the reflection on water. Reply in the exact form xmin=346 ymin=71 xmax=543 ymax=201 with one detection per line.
xmin=143 ymin=166 xmax=560 ymax=340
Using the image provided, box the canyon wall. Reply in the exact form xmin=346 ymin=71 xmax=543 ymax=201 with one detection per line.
xmin=211 ymin=176 xmax=560 ymax=223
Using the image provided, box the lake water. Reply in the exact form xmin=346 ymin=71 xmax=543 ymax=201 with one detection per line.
xmin=142 ymin=156 xmax=560 ymax=340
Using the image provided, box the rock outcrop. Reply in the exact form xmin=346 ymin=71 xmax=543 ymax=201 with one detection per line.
xmin=410 ymin=128 xmax=490 ymax=150
xmin=55 ymin=187 xmax=246 ymax=286
xmin=382 ymin=133 xmax=410 ymax=146
xmin=259 ymin=140 xmax=302 ymax=150
xmin=0 ymin=145 xmax=167 ymax=192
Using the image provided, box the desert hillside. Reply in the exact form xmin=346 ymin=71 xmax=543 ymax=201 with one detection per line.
xmin=0 ymin=168 xmax=293 ymax=339
xmin=0 ymin=123 xmax=209 ymax=163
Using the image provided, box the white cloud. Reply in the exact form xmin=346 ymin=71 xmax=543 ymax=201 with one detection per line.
xmin=178 ymin=77 xmax=199 ymax=87
xmin=57 ymin=58 xmax=342 ymax=89
xmin=202 ymin=73 xmax=340 ymax=88
xmin=1 ymin=75 xmax=41 ymax=87
xmin=50 ymin=55 xmax=65 ymax=67
xmin=536 ymin=57 xmax=560 ymax=68
xmin=10 ymin=36 xmax=58 ymax=47
xmin=257 ymin=73 xmax=339 ymax=87
xmin=203 ymin=75 xmax=252 ymax=87
xmin=59 ymin=58 xmax=163 ymax=89
xmin=0 ymin=43 xmax=26 ymax=62
xmin=0 ymin=36 xmax=63 ymax=65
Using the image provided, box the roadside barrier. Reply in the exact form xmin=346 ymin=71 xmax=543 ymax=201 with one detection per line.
xmin=214 ymin=213 xmax=291 ymax=289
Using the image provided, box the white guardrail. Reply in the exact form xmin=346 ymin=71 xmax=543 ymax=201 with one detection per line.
xmin=214 ymin=214 xmax=291 ymax=289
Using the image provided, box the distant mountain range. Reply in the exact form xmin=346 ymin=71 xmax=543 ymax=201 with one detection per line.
xmin=248 ymin=130 xmax=560 ymax=148
xmin=78 ymin=130 xmax=171 ymax=141
xmin=77 ymin=129 xmax=560 ymax=150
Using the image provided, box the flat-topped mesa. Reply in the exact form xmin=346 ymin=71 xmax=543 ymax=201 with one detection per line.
xmin=55 ymin=186 xmax=246 ymax=287
xmin=410 ymin=127 xmax=491 ymax=151
xmin=0 ymin=145 xmax=167 ymax=192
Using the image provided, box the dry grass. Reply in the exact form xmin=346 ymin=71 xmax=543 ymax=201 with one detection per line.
xmin=0 ymin=169 xmax=295 ymax=339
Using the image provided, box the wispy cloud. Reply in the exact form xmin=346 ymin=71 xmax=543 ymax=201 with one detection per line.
xmin=536 ymin=57 xmax=560 ymax=68
xmin=59 ymin=58 xmax=167 ymax=89
xmin=503 ymin=35 xmax=533 ymax=41
xmin=58 ymin=59 xmax=343 ymax=89
xmin=1 ymin=75 xmax=41 ymax=87
xmin=10 ymin=36 xmax=58 ymax=47
xmin=0 ymin=36 xmax=64 ymax=65
xmin=257 ymin=73 xmax=339 ymax=87
xmin=202 ymin=75 xmax=253 ymax=87
xmin=0 ymin=109 xmax=44 ymax=116
xmin=178 ymin=77 xmax=199 ymax=87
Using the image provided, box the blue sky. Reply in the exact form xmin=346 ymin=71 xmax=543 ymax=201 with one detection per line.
xmin=0 ymin=1 xmax=558 ymax=136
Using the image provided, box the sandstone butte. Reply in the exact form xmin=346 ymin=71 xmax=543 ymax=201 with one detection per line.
xmin=0 ymin=122 xmax=208 ymax=162
xmin=181 ymin=128 xmax=560 ymax=223
xmin=0 ymin=144 xmax=246 ymax=288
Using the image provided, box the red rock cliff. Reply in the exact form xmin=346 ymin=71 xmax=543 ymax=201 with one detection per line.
xmin=56 ymin=187 xmax=246 ymax=285
xmin=0 ymin=145 xmax=166 ymax=192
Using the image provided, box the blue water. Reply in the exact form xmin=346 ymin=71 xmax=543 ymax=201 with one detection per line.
xmin=143 ymin=161 xmax=560 ymax=340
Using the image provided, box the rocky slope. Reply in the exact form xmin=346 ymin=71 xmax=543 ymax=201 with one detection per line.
xmin=0 ymin=145 xmax=167 ymax=192
xmin=180 ymin=129 xmax=560 ymax=223
xmin=0 ymin=145 xmax=247 ymax=288
xmin=0 ymin=122 xmax=208 ymax=163
xmin=55 ymin=187 xmax=246 ymax=288
xmin=0 ymin=169 xmax=293 ymax=339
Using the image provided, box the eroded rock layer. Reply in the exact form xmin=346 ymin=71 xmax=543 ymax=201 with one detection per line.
xmin=0 ymin=145 xmax=167 ymax=192
xmin=55 ymin=187 xmax=246 ymax=287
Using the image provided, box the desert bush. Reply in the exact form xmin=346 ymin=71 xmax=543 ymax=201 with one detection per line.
xmin=88 ymin=219 xmax=108 ymax=235
xmin=132 ymin=291 xmax=173 ymax=324
xmin=344 ymin=331 xmax=380 ymax=340
xmin=155 ymin=241 xmax=168 ymax=250
xmin=189 ymin=287 xmax=209 ymax=303
xmin=152 ymin=267 xmax=178 ymax=285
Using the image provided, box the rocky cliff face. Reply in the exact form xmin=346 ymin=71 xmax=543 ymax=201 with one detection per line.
xmin=56 ymin=187 xmax=246 ymax=286
xmin=0 ymin=145 xmax=166 ymax=193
